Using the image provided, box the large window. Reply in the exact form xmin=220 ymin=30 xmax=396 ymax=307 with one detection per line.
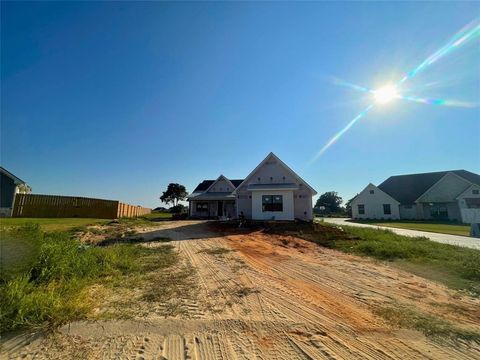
xmin=262 ymin=195 xmax=283 ymax=212
xmin=430 ymin=206 xmax=448 ymax=219
xmin=383 ymin=204 xmax=391 ymax=215
xmin=357 ymin=204 xmax=365 ymax=215
xmin=196 ymin=202 xmax=208 ymax=212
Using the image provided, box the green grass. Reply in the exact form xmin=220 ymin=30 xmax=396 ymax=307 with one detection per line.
xmin=350 ymin=220 xmax=470 ymax=237
xmin=0 ymin=224 xmax=178 ymax=333
xmin=311 ymin=224 xmax=480 ymax=295
xmin=0 ymin=218 xmax=110 ymax=232
xmin=375 ymin=305 xmax=480 ymax=343
xmin=143 ymin=212 xmax=173 ymax=220
xmin=197 ymin=247 xmax=232 ymax=257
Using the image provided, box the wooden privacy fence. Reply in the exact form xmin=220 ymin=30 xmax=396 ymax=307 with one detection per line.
xmin=12 ymin=194 xmax=151 ymax=219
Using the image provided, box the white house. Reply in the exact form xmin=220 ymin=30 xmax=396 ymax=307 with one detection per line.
xmin=351 ymin=170 xmax=480 ymax=223
xmin=187 ymin=152 xmax=317 ymax=221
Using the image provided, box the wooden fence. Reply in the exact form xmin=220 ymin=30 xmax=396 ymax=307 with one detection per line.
xmin=12 ymin=194 xmax=151 ymax=219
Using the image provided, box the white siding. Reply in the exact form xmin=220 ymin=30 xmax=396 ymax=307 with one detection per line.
xmin=207 ymin=178 xmax=234 ymax=193
xmin=399 ymin=205 xmax=416 ymax=219
xmin=457 ymin=184 xmax=480 ymax=223
xmin=236 ymin=153 xmax=315 ymax=221
xmin=351 ymin=184 xmax=400 ymax=220
xmin=252 ymin=190 xmax=294 ymax=220
xmin=416 ymin=173 xmax=471 ymax=203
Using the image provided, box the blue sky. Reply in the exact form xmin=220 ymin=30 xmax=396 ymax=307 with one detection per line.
xmin=2 ymin=2 xmax=479 ymax=208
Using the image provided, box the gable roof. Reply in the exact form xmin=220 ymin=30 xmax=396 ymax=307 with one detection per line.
xmin=0 ymin=167 xmax=26 ymax=185
xmin=351 ymin=183 xmax=400 ymax=205
xmin=192 ymin=178 xmax=244 ymax=193
xmin=378 ymin=170 xmax=480 ymax=204
xmin=233 ymin=152 xmax=317 ymax=195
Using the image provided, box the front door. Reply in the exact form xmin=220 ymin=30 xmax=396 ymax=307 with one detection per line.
xmin=217 ymin=201 xmax=223 ymax=217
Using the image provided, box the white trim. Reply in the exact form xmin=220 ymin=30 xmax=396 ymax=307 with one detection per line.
xmin=204 ymin=175 xmax=236 ymax=193
xmin=232 ymin=152 xmax=317 ymax=195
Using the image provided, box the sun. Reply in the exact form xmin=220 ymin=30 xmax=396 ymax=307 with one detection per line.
xmin=374 ymin=85 xmax=399 ymax=104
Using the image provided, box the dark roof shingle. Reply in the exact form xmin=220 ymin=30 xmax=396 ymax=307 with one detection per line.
xmin=192 ymin=179 xmax=244 ymax=193
xmin=378 ymin=170 xmax=480 ymax=204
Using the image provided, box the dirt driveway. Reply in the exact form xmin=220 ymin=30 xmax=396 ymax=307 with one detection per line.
xmin=4 ymin=221 xmax=480 ymax=359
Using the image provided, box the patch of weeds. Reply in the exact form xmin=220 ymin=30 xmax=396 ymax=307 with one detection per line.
xmin=234 ymin=286 xmax=260 ymax=298
xmin=142 ymin=264 xmax=197 ymax=303
xmin=197 ymin=247 xmax=232 ymax=257
xmin=374 ymin=305 xmax=480 ymax=343
xmin=0 ymin=224 xmax=177 ymax=333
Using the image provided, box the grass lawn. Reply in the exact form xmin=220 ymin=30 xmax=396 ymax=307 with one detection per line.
xmin=0 ymin=218 xmax=110 ymax=232
xmin=307 ymin=223 xmax=480 ymax=296
xmin=0 ymin=221 xmax=181 ymax=333
xmin=351 ymin=220 xmax=470 ymax=237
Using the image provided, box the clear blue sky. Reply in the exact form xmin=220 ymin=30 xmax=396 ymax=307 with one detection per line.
xmin=2 ymin=2 xmax=479 ymax=208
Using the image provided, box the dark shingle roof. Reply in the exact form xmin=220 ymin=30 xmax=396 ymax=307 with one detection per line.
xmin=378 ymin=170 xmax=480 ymax=204
xmin=192 ymin=179 xmax=244 ymax=193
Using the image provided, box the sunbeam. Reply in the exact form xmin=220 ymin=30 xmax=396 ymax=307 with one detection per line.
xmin=309 ymin=104 xmax=375 ymax=163
xmin=311 ymin=17 xmax=480 ymax=163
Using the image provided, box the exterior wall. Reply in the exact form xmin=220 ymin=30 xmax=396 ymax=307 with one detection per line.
xmin=236 ymin=193 xmax=252 ymax=219
xmin=207 ymin=178 xmax=234 ymax=193
xmin=399 ymin=205 xmax=417 ymax=219
xmin=416 ymin=173 xmax=470 ymax=203
xmin=251 ymin=190 xmax=294 ymax=220
xmin=351 ymin=183 xmax=400 ymax=220
xmin=0 ymin=173 xmax=16 ymax=208
xmin=457 ymin=184 xmax=480 ymax=223
xmin=293 ymin=191 xmax=313 ymax=220
xmin=420 ymin=202 xmax=462 ymax=221
xmin=236 ymin=155 xmax=315 ymax=221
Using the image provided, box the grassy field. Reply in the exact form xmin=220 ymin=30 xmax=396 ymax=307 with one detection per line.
xmin=307 ymin=224 xmax=480 ymax=296
xmin=0 ymin=218 xmax=110 ymax=232
xmin=0 ymin=215 xmax=180 ymax=333
xmin=350 ymin=220 xmax=470 ymax=237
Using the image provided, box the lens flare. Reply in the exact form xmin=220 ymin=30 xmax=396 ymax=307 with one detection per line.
xmin=309 ymin=104 xmax=375 ymax=163
xmin=398 ymin=18 xmax=480 ymax=85
xmin=373 ymin=85 xmax=399 ymax=104
xmin=311 ymin=17 xmax=480 ymax=163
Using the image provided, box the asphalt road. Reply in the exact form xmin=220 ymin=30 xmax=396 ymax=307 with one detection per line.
xmin=321 ymin=218 xmax=480 ymax=250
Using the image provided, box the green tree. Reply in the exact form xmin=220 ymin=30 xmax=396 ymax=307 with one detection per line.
xmin=315 ymin=191 xmax=343 ymax=213
xmin=345 ymin=195 xmax=357 ymax=217
xmin=160 ymin=183 xmax=188 ymax=207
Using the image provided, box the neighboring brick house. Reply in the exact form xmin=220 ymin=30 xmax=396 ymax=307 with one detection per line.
xmin=187 ymin=153 xmax=317 ymax=221
xmin=351 ymin=170 xmax=480 ymax=223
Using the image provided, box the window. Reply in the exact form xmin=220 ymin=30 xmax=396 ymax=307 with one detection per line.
xmin=430 ymin=206 xmax=448 ymax=219
xmin=473 ymin=189 xmax=479 ymax=195
xmin=383 ymin=204 xmax=391 ymax=215
xmin=369 ymin=190 xmax=374 ymax=194
xmin=196 ymin=202 xmax=208 ymax=212
xmin=358 ymin=204 xmax=365 ymax=214
xmin=262 ymin=195 xmax=283 ymax=212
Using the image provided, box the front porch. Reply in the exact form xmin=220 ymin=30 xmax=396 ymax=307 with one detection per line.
xmin=189 ymin=199 xmax=236 ymax=219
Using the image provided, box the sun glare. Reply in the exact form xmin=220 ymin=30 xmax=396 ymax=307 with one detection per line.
xmin=374 ymin=85 xmax=399 ymax=104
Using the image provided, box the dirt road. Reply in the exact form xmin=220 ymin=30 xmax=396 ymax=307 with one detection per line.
xmin=4 ymin=221 xmax=480 ymax=359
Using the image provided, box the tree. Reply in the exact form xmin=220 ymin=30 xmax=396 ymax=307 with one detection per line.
xmin=160 ymin=183 xmax=188 ymax=207
xmin=345 ymin=195 xmax=357 ymax=217
xmin=315 ymin=191 xmax=343 ymax=213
